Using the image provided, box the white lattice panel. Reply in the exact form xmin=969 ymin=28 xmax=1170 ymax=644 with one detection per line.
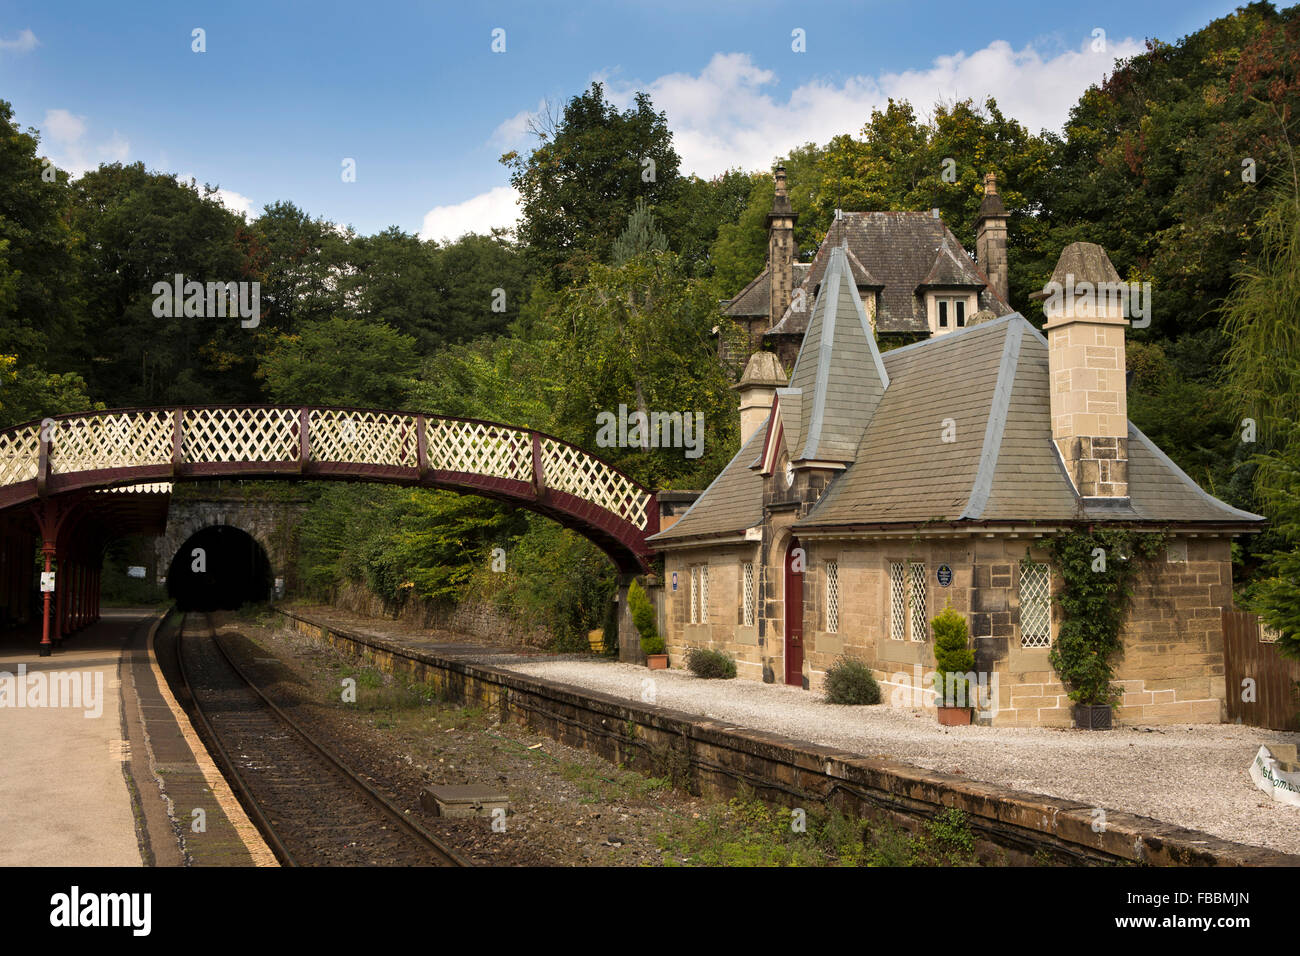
xmin=690 ymin=567 xmax=700 ymax=624
xmin=700 ymin=564 xmax=709 ymax=624
xmin=183 ymin=408 xmax=298 ymax=462
xmin=826 ymin=561 xmax=839 ymax=634
xmin=426 ymin=419 xmax=531 ymax=481
xmin=1020 ymin=562 xmax=1051 ymax=648
xmin=889 ymin=562 xmax=905 ymax=640
xmin=540 ymin=437 xmax=649 ymax=530
xmin=0 ymin=425 xmax=39 ymax=485
xmin=50 ymin=412 xmax=172 ymax=473
xmin=743 ymin=562 xmax=755 ymax=627
xmin=310 ymin=410 xmax=417 ymax=466
xmin=909 ymin=563 xmax=928 ymax=642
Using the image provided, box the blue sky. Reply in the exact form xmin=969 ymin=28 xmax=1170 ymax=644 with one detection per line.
xmin=0 ymin=0 xmax=1246 ymax=240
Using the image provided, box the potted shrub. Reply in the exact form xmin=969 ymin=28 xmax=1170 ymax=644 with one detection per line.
xmin=627 ymin=580 xmax=667 ymax=669
xmin=931 ymin=606 xmax=975 ymax=726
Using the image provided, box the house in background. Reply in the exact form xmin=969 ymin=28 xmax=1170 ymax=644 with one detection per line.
xmin=650 ymin=240 xmax=1263 ymax=727
xmin=721 ymin=165 xmax=1014 ymax=371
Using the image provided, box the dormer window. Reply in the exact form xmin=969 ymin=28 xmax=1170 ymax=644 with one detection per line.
xmin=937 ymin=296 xmax=965 ymax=330
xmin=926 ymin=291 xmax=977 ymax=336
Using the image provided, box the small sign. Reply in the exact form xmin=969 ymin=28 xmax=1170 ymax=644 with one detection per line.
xmin=937 ymin=564 xmax=953 ymax=587
xmin=671 ymin=571 xmax=678 ymax=592
xmin=127 ymin=566 xmax=146 ymax=579
xmin=40 ymin=571 xmax=55 ymax=592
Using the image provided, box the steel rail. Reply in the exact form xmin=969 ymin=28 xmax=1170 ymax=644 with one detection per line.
xmin=178 ymin=611 xmax=470 ymax=867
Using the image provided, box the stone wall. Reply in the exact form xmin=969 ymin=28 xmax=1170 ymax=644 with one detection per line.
xmin=331 ymin=579 xmax=553 ymax=649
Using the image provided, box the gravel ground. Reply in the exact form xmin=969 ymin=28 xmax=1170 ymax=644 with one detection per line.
xmin=500 ymin=658 xmax=1300 ymax=855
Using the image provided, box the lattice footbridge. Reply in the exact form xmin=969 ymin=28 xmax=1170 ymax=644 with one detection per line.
xmin=0 ymin=406 xmax=659 ymax=571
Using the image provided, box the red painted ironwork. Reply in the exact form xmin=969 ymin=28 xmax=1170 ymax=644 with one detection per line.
xmin=2 ymin=405 xmax=659 ymax=572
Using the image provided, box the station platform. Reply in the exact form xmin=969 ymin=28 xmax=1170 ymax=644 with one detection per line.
xmin=0 ymin=608 xmax=273 ymax=867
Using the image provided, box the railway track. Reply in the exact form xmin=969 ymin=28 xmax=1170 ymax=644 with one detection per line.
xmin=174 ymin=611 xmax=469 ymax=867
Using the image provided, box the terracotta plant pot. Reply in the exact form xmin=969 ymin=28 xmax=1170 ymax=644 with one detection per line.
xmin=936 ymin=706 xmax=972 ymax=726
xmin=646 ymin=654 xmax=668 ymax=670
xmin=1073 ymin=704 xmax=1112 ymax=730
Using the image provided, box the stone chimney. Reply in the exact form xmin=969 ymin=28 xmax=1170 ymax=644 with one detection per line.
xmin=767 ymin=163 xmax=798 ymax=328
xmin=732 ymin=350 xmax=787 ymax=446
xmin=1040 ymin=242 xmax=1129 ymax=498
xmin=975 ymin=172 xmax=1009 ymax=305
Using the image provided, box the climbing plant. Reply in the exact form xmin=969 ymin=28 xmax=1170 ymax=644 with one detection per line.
xmin=1032 ymin=529 xmax=1169 ymax=707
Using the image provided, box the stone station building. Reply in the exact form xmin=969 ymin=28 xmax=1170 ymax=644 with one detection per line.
xmin=648 ymin=238 xmax=1263 ymax=728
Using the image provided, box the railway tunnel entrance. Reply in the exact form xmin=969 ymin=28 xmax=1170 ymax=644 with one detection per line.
xmin=166 ymin=525 xmax=273 ymax=611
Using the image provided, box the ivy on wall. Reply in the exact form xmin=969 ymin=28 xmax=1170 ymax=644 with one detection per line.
xmin=1026 ymin=528 xmax=1169 ymax=707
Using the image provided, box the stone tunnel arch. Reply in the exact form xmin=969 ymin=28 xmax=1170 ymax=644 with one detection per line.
xmin=165 ymin=524 xmax=274 ymax=611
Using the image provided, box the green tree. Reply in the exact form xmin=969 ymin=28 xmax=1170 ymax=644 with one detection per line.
xmin=611 ymin=198 xmax=669 ymax=265
xmin=70 ymin=163 xmax=254 ymax=405
xmin=1221 ymin=189 xmax=1300 ymax=657
xmin=257 ymin=316 xmax=418 ymax=407
xmin=0 ymin=100 xmax=84 ymax=367
xmin=250 ymin=200 xmax=351 ymax=334
xmin=503 ymin=83 xmax=682 ymax=285
xmin=0 ymin=354 xmax=102 ymax=425
xmin=538 ymin=249 xmax=744 ymax=489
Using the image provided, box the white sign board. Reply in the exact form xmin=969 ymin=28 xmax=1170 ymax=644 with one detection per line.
xmin=1249 ymin=745 xmax=1300 ymax=808
xmin=127 ymin=566 xmax=147 ymax=579
xmin=40 ymin=572 xmax=55 ymax=592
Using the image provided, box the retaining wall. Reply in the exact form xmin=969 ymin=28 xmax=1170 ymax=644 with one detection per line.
xmin=273 ymin=606 xmax=1297 ymax=867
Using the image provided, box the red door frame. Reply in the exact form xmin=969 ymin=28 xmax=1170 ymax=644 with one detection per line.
xmin=784 ymin=537 xmax=804 ymax=687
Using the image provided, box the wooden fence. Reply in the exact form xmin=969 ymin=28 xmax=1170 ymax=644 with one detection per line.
xmin=1222 ymin=609 xmax=1300 ymax=731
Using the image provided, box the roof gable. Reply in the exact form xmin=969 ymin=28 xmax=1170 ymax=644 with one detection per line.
xmin=768 ymin=211 xmax=1012 ymax=337
xmin=786 ymin=245 xmax=889 ymax=464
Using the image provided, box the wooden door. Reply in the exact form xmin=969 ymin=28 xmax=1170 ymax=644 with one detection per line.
xmin=784 ymin=537 xmax=804 ymax=686
xmin=1223 ymin=608 xmax=1300 ymax=731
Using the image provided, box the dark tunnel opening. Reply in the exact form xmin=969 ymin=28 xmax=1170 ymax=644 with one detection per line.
xmin=166 ymin=525 xmax=272 ymax=611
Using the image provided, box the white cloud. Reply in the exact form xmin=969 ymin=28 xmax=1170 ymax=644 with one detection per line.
xmin=418 ymin=185 xmax=520 ymax=244
xmin=598 ymin=38 xmax=1146 ymax=178
xmin=213 ymin=188 xmax=255 ymax=217
xmin=40 ymin=109 xmax=130 ymax=178
xmin=0 ymin=29 xmax=38 ymax=54
xmin=440 ymin=35 xmax=1142 ymax=238
xmin=491 ymin=100 xmax=548 ymax=150
xmin=176 ymin=172 xmax=256 ymax=218
xmin=43 ymin=108 xmax=85 ymax=144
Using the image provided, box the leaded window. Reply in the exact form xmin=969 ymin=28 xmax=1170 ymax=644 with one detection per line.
xmin=1020 ymin=562 xmax=1051 ymax=648
xmin=826 ymin=561 xmax=839 ymax=633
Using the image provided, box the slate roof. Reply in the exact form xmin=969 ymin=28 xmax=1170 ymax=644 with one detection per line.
xmin=723 ymin=263 xmax=812 ymax=317
xmin=767 ymin=212 xmax=1012 ymax=337
xmin=651 ymin=312 xmax=1263 ymax=545
xmin=796 ymin=315 xmax=1264 ymax=530
xmin=646 ymin=418 xmax=769 ymax=543
xmin=783 ymin=245 xmax=888 ymax=464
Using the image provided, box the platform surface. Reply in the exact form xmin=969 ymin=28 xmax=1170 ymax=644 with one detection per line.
xmin=0 ymin=609 xmax=146 ymax=865
xmin=0 ymin=608 xmax=268 ymax=867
